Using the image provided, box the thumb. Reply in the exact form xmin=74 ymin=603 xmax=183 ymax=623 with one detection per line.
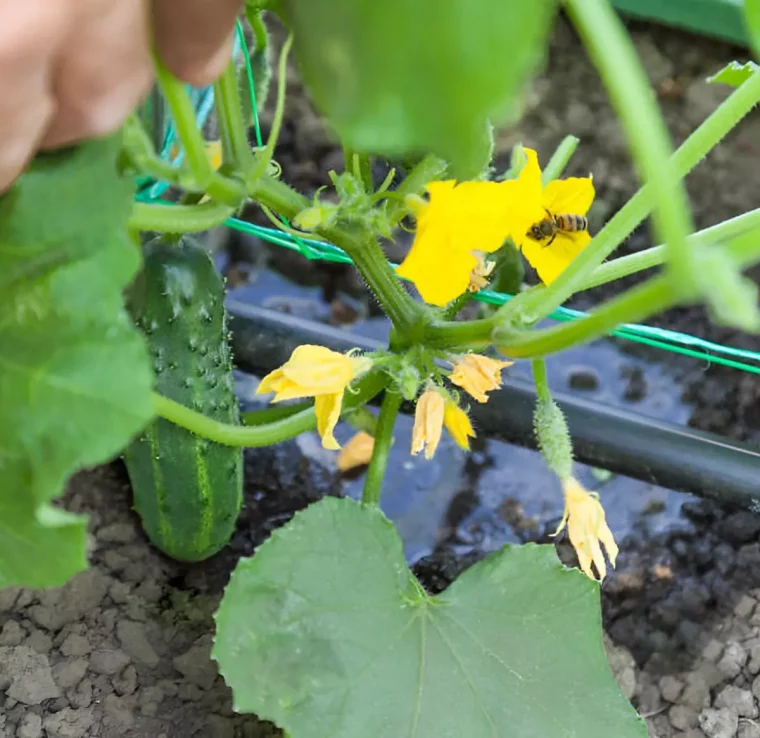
xmin=152 ymin=0 xmax=243 ymax=86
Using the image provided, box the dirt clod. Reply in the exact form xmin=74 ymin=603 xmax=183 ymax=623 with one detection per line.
xmin=699 ymin=707 xmax=740 ymax=738
xmin=89 ymin=648 xmax=131 ymax=676
xmin=43 ymin=708 xmax=96 ymax=738
xmin=0 ymin=646 xmax=60 ymax=705
xmin=116 ymin=619 xmax=159 ymax=667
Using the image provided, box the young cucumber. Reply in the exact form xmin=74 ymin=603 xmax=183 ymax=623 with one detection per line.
xmin=124 ymin=236 xmax=242 ymax=561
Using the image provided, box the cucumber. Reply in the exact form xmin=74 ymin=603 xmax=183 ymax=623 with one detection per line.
xmin=124 ymin=236 xmax=243 ymax=561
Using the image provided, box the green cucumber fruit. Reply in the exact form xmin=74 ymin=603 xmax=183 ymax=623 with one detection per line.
xmin=124 ymin=236 xmax=242 ymax=561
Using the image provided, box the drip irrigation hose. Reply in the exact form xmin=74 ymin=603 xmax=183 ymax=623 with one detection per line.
xmin=227 ymin=297 xmax=760 ymax=510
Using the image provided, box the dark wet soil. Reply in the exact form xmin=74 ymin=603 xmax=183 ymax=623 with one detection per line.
xmin=3 ymin=14 xmax=760 ymax=738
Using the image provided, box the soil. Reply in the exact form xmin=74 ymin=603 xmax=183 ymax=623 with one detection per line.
xmin=4 ymin=14 xmax=760 ymax=738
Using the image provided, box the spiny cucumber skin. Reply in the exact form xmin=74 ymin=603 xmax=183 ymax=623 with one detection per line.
xmin=124 ymin=236 xmax=242 ymax=562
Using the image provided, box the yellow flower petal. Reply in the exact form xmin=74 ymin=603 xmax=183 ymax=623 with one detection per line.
xmin=256 ymin=345 xmax=370 ymax=402
xmin=336 ymin=431 xmax=375 ymax=471
xmin=443 ymin=400 xmax=475 ymax=451
xmin=397 ymin=176 xmax=544 ymax=307
xmin=450 ymin=354 xmax=513 ymax=403
xmin=543 ymin=176 xmax=595 ymax=215
xmin=411 ymin=390 xmax=445 ymax=459
xmin=555 ymin=478 xmax=618 ymax=581
xmin=522 ymin=230 xmax=591 ymax=285
xmin=315 ymin=393 xmax=343 ymax=450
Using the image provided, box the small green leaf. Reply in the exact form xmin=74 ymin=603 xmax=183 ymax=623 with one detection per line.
xmin=281 ymin=0 xmax=557 ymax=177
xmin=0 ymin=135 xmax=154 ymax=588
xmin=214 ymin=497 xmax=645 ymax=738
xmin=707 ymin=60 xmax=760 ymax=88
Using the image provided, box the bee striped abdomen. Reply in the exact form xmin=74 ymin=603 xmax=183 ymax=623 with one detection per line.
xmin=554 ymin=214 xmax=588 ymax=232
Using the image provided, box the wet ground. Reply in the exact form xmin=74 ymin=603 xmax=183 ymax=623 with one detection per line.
xmin=2 ymin=13 xmax=760 ymax=738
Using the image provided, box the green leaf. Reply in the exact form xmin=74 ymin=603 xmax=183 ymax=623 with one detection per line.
xmin=745 ymin=0 xmax=760 ymax=59
xmin=281 ymin=0 xmax=556 ymax=178
xmin=213 ymin=497 xmax=645 ymax=738
xmin=707 ymin=60 xmax=760 ymax=88
xmin=0 ymin=135 xmax=154 ymax=588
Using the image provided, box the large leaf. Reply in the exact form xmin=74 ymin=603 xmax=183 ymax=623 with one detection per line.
xmin=745 ymin=0 xmax=760 ymax=59
xmin=281 ymin=0 xmax=557 ymax=178
xmin=214 ymin=497 xmax=645 ymax=738
xmin=0 ymin=135 xmax=153 ymax=588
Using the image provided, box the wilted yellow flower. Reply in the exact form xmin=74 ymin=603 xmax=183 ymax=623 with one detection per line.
xmin=450 ymin=354 xmax=513 ymax=403
xmin=411 ymin=390 xmax=475 ymax=459
xmin=468 ymin=251 xmax=495 ymax=293
xmin=396 ymin=176 xmax=544 ymax=307
xmin=517 ymin=149 xmax=595 ymax=285
xmin=336 ymin=431 xmax=375 ymax=471
xmin=443 ymin=401 xmax=475 ymax=451
xmin=554 ymin=478 xmax=618 ymax=581
xmin=257 ymin=345 xmax=372 ymax=450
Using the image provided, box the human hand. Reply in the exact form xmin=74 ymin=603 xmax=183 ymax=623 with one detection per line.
xmin=0 ymin=0 xmax=243 ymax=191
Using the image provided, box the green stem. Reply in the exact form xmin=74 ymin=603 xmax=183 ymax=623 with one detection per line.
xmin=129 ymin=202 xmax=235 ymax=233
xmin=579 ymin=208 xmax=760 ymax=290
xmin=153 ymin=370 xmax=387 ymax=447
xmin=242 ymin=401 xmax=311 ymax=426
xmin=502 ymin=59 xmax=760 ymax=325
xmin=442 ymin=291 xmax=476 ymax=320
xmin=423 ymin=316 xmax=495 ymax=351
xmin=361 ymin=391 xmax=402 ymax=505
xmin=494 ymin=276 xmax=673 ymax=358
xmin=566 ymin=0 xmax=694 ymax=294
xmin=154 ymin=54 xmax=244 ymax=206
xmin=249 ymin=174 xmax=424 ymax=335
xmin=246 ymin=8 xmax=269 ymax=51
xmin=153 ymin=392 xmax=315 ymax=446
xmin=385 ymin=154 xmax=448 ymax=226
xmin=541 ymin=135 xmax=580 ymax=185
xmin=531 ymin=359 xmax=551 ymax=403
xmin=214 ymin=61 xmax=255 ymax=172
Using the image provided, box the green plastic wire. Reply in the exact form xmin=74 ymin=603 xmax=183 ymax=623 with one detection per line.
xmin=142 ymin=19 xmax=760 ymax=377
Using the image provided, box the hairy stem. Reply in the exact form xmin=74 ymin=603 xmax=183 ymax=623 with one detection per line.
xmin=362 ymin=391 xmax=402 ymax=506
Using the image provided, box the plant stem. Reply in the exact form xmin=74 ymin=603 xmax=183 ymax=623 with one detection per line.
xmin=246 ymin=8 xmax=269 ymax=51
xmin=153 ymin=392 xmax=315 ymax=446
xmin=566 ymin=0 xmax=695 ymax=295
xmin=423 ymin=316 xmax=495 ymax=351
xmin=154 ymin=54 xmax=244 ymax=206
xmin=494 ymin=276 xmax=673 ymax=358
xmin=249 ymin=174 xmax=424 ymax=335
xmin=541 ymin=135 xmax=580 ymax=185
xmin=531 ymin=359 xmax=551 ymax=403
xmin=579 ymin=207 xmax=760 ymax=290
xmin=361 ymin=391 xmax=402 ymax=506
xmin=214 ymin=60 xmax=255 ymax=172
xmin=129 ymin=202 xmax=236 ymax=233
xmin=385 ymin=154 xmax=448 ymax=226
xmin=501 ymin=64 xmax=760 ymax=326
xmin=154 ymin=371 xmax=387 ymax=446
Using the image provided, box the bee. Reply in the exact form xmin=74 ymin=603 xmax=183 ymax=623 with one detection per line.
xmin=527 ymin=210 xmax=588 ymax=247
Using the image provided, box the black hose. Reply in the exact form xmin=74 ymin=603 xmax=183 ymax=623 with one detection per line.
xmin=227 ymin=299 xmax=760 ymax=510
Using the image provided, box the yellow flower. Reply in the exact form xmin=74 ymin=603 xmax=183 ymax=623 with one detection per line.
xmin=554 ymin=478 xmax=618 ymax=581
xmin=396 ymin=176 xmax=544 ymax=307
xmin=256 ymin=345 xmax=372 ymax=450
xmin=450 ymin=354 xmax=513 ymax=403
xmin=443 ymin=400 xmax=475 ymax=451
xmin=517 ymin=149 xmax=595 ymax=285
xmin=411 ymin=390 xmax=475 ymax=459
xmin=336 ymin=431 xmax=375 ymax=471
xmin=468 ymin=251 xmax=495 ymax=293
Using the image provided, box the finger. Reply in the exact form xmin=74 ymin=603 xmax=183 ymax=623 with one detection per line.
xmin=42 ymin=0 xmax=153 ymax=149
xmin=152 ymin=0 xmax=243 ymax=86
xmin=0 ymin=0 xmax=69 ymax=190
